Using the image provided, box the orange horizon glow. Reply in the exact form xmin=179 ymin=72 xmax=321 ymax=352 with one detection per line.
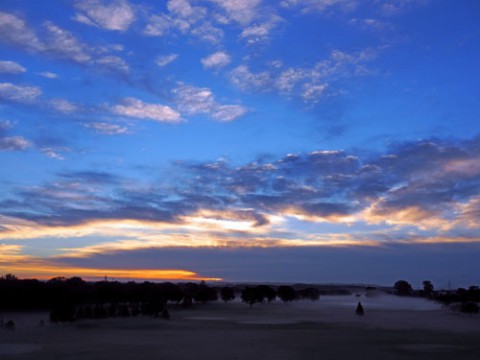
xmin=0 ymin=265 xmax=222 ymax=282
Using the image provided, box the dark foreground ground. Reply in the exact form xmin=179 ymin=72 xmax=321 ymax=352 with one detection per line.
xmin=1 ymin=297 xmax=480 ymax=360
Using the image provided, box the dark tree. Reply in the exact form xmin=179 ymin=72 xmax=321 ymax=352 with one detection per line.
xmin=50 ymin=300 xmax=76 ymax=323
xmin=460 ymin=302 xmax=479 ymax=314
xmin=422 ymin=280 xmax=434 ymax=296
xmin=394 ymin=280 xmax=413 ymax=296
xmin=355 ymin=302 xmax=364 ymax=316
xmin=257 ymin=285 xmax=276 ymax=303
xmin=241 ymin=287 xmax=262 ymax=307
xmin=194 ymin=281 xmax=218 ymax=303
xmin=277 ymin=285 xmax=295 ymax=303
xmin=220 ymin=287 xmax=236 ymax=303
xmin=299 ymin=287 xmax=320 ymax=301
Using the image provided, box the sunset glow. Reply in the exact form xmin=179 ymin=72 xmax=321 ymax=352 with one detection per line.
xmin=1 ymin=0 xmax=479 ymax=285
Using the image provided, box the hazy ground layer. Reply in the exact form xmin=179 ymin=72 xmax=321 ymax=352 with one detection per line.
xmin=1 ymin=296 xmax=480 ymax=360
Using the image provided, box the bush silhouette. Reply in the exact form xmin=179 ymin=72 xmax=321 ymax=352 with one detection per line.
xmin=355 ymin=302 xmax=364 ymax=316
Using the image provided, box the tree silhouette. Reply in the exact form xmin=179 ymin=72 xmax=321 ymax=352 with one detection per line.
xmin=220 ymin=286 xmax=235 ymax=303
xmin=298 ymin=287 xmax=320 ymax=301
xmin=394 ymin=280 xmax=413 ymax=296
xmin=241 ymin=286 xmax=262 ymax=307
xmin=355 ymin=302 xmax=364 ymax=316
xmin=422 ymin=280 xmax=434 ymax=296
xmin=257 ymin=285 xmax=276 ymax=303
xmin=277 ymin=285 xmax=295 ymax=303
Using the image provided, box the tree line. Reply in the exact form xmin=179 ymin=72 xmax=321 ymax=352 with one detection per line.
xmin=393 ymin=279 xmax=480 ymax=313
xmin=0 ymin=274 xmax=320 ymax=323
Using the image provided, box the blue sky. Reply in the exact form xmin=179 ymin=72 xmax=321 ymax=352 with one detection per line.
xmin=1 ymin=0 xmax=480 ymax=287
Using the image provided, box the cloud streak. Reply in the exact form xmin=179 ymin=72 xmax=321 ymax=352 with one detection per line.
xmin=112 ymin=97 xmax=182 ymax=122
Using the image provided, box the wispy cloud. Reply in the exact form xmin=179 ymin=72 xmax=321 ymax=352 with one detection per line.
xmin=143 ymin=1 xmax=223 ymax=43
xmin=0 ymin=82 xmax=42 ymax=102
xmin=40 ymin=146 xmax=71 ymax=160
xmin=73 ymin=0 xmax=136 ymax=31
xmin=50 ymin=98 xmax=78 ymax=113
xmin=173 ymin=83 xmax=247 ymax=121
xmin=230 ymin=47 xmax=377 ymax=102
xmin=280 ymin=0 xmax=357 ymax=13
xmin=208 ymin=0 xmax=262 ymax=25
xmin=0 ymin=136 xmax=31 ymax=151
xmin=95 ymin=55 xmax=129 ymax=73
xmin=43 ymin=21 xmax=92 ymax=63
xmin=84 ymin=122 xmax=130 ymax=135
xmin=0 ymin=60 xmax=26 ymax=74
xmin=0 ymin=11 xmax=43 ymax=51
xmin=112 ymin=97 xmax=182 ymax=123
xmin=38 ymin=71 xmax=58 ymax=79
xmin=0 ymin=11 xmax=130 ymax=74
xmin=0 ymin=120 xmax=31 ymax=151
xmin=239 ymin=15 xmax=283 ymax=44
xmin=156 ymin=54 xmax=178 ymax=67
xmin=201 ymin=51 xmax=231 ymax=69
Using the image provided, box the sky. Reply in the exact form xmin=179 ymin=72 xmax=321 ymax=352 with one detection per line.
xmin=1 ymin=0 xmax=480 ymax=288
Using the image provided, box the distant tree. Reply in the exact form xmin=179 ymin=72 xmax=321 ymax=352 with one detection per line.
xmin=299 ymin=287 xmax=320 ymax=301
xmin=50 ymin=300 xmax=76 ymax=323
xmin=394 ymin=280 xmax=413 ymax=296
xmin=241 ymin=287 xmax=262 ymax=307
xmin=3 ymin=274 xmax=18 ymax=281
xmin=459 ymin=302 xmax=479 ymax=314
xmin=355 ymin=302 xmax=364 ymax=316
xmin=220 ymin=287 xmax=236 ymax=303
xmin=194 ymin=281 xmax=218 ymax=303
xmin=257 ymin=285 xmax=276 ymax=303
xmin=422 ymin=280 xmax=434 ymax=296
xmin=277 ymin=286 xmax=295 ymax=303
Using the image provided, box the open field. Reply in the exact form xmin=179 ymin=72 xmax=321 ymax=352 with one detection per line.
xmin=1 ymin=295 xmax=480 ymax=360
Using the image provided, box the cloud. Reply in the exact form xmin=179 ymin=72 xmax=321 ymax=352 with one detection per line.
xmin=143 ymin=3 xmax=222 ymax=43
xmin=40 ymin=146 xmax=71 ymax=160
xmin=0 ymin=136 xmax=31 ymax=151
xmin=84 ymin=122 xmax=129 ymax=135
xmin=0 ymin=11 xmax=43 ymax=51
xmin=0 ymin=60 xmax=26 ymax=74
xmin=73 ymin=0 xmax=135 ymax=31
xmin=380 ymin=0 xmax=429 ymax=16
xmin=143 ymin=14 xmax=175 ymax=36
xmin=229 ymin=65 xmax=272 ymax=90
xmin=201 ymin=51 xmax=231 ymax=69
xmin=0 ymin=120 xmax=31 ymax=151
xmin=0 ymin=11 xmax=130 ymax=75
xmin=230 ymin=48 xmax=377 ymax=102
xmin=2 ymin=136 xmax=480 ymax=249
xmin=112 ymin=97 xmax=182 ymax=123
xmin=167 ymin=0 xmax=195 ymax=18
xmin=43 ymin=21 xmax=92 ymax=64
xmin=172 ymin=83 xmax=247 ymax=121
xmin=0 ymin=82 xmax=42 ymax=102
xmin=280 ymin=0 xmax=357 ymax=13
xmin=156 ymin=54 xmax=178 ymax=67
xmin=190 ymin=22 xmax=223 ymax=43
xmin=38 ymin=71 xmax=58 ymax=79
xmin=239 ymin=15 xmax=283 ymax=44
xmin=208 ymin=0 xmax=262 ymax=25
xmin=50 ymin=99 xmax=78 ymax=113
xmin=95 ymin=55 xmax=129 ymax=73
